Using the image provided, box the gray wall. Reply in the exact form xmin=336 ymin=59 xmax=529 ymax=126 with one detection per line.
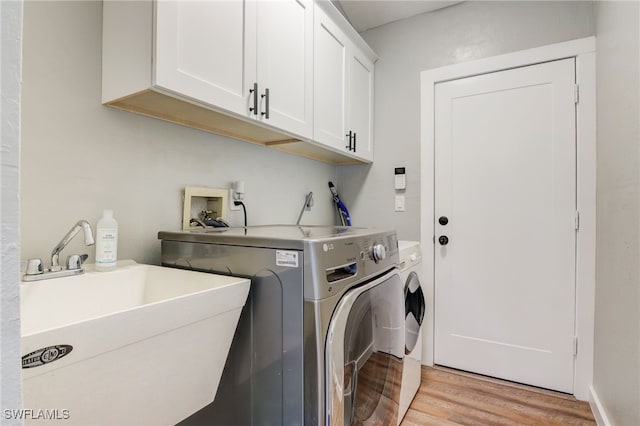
xmin=1 ymin=0 xmax=24 ymax=420
xmin=337 ymin=1 xmax=595 ymax=240
xmin=14 ymin=3 xmax=640 ymax=424
xmin=593 ymin=1 xmax=640 ymax=424
xmin=20 ymin=1 xmax=337 ymax=266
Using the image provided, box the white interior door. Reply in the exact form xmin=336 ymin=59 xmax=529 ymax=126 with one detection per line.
xmin=434 ymin=58 xmax=577 ymax=393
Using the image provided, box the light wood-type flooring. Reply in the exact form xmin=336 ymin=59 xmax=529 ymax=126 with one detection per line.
xmin=400 ymin=366 xmax=596 ymax=426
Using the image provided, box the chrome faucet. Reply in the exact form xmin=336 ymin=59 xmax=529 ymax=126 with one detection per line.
xmin=296 ymin=192 xmax=314 ymax=225
xmin=23 ymin=219 xmax=95 ymax=282
xmin=50 ymin=220 xmax=95 ymax=271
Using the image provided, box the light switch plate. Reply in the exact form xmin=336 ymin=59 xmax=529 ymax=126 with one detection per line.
xmin=395 ymin=195 xmax=405 ymax=212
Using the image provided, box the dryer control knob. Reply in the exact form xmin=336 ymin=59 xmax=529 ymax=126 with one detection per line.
xmin=370 ymin=244 xmax=386 ymax=262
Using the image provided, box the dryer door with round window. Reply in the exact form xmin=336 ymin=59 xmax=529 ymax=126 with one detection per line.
xmin=325 ymin=270 xmax=404 ymax=426
xmin=405 ymin=271 xmax=425 ymax=354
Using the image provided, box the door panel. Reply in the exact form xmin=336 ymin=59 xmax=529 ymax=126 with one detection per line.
xmin=257 ymin=0 xmax=313 ymax=137
xmin=434 ymin=58 xmax=576 ymax=393
xmin=155 ymin=0 xmax=257 ymax=116
xmin=325 ymin=272 xmax=404 ymax=426
xmin=347 ymin=50 xmax=374 ymax=161
xmin=313 ymin=6 xmax=348 ymax=150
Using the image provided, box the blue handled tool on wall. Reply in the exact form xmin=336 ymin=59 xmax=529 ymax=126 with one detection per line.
xmin=328 ymin=181 xmax=351 ymax=226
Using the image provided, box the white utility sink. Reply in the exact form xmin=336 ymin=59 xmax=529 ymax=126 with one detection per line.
xmin=20 ymin=260 xmax=250 ymax=426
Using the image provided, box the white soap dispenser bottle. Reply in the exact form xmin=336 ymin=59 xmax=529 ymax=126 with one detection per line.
xmin=95 ymin=209 xmax=118 ymax=271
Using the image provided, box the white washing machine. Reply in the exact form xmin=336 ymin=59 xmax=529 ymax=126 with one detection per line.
xmin=398 ymin=241 xmax=424 ymax=424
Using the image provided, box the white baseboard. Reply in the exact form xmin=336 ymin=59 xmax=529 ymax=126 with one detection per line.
xmin=589 ymin=386 xmax=612 ymax=426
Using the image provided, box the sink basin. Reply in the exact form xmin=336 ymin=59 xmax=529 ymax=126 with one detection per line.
xmin=21 ymin=260 xmax=250 ymax=425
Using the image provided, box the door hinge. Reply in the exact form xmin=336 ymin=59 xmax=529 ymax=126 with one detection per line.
xmin=575 ymin=211 xmax=580 ymax=231
xmin=573 ymin=336 xmax=578 ymax=356
xmin=574 ymin=84 xmax=580 ymax=104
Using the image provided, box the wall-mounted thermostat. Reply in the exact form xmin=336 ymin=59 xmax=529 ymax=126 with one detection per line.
xmin=395 ymin=167 xmax=406 ymax=190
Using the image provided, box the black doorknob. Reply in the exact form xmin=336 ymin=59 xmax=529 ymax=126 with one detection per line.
xmin=438 ymin=236 xmax=449 ymax=246
xmin=438 ymin=216 xmax=449 ymax=226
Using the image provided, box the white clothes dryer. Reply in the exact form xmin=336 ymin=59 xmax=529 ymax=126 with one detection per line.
xmin=398 ymin=241 xmax=424 ymax=424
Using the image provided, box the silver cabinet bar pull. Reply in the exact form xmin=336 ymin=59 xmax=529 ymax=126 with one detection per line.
xmin=261 ymin=88 xmax=270 ymax=119
xmin=249 ymin=82 xmax=258 ymax=115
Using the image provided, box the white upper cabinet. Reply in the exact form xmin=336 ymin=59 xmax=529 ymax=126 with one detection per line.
xmin=103 ymin=0 xmax=375 ymax=164
xmin=155 ymin=1 xmax=257 ymax=117
xmin=256 ymin=0 xmax=314 ymax=138
xmin=155 ymin=0 xmax=312 ymax=137
xmin=346 ymin=47 xmax=374 ymax=161
xmin=313 ymin=5 xmax=349 ymax=151
xmin=313 ymin=4 xmax=375 ymax=162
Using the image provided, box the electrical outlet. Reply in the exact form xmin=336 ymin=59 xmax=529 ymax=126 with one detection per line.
xmin=229 ymin=188 xmax=241 ymax=211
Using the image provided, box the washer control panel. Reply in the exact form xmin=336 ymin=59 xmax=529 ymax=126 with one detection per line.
xmin=305 ymin=231 xmax=398 ymax=300
xmin=370 ymin=243 xmax=386 ymax=262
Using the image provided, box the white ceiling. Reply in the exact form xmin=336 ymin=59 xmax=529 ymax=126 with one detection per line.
xmin=334 ymin=0 xmax=463 ymax=32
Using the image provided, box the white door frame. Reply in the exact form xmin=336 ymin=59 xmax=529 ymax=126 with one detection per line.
xmin=420 ymin=37 xmax=596 ymax=400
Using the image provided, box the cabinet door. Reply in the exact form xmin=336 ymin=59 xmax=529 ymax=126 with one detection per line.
xmin=154 ymin=0 xmax=257 ymax=117
xmin=347 ymin=47 xmax=374 ymax=161
xmin=313 ymin=5 xmax=349 ymax=151
xmin=257 ymin=0 xmax=313 ymax=138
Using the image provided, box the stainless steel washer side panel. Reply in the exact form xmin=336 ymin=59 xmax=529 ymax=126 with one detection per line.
xmin=163 ymin=241 xmax=304 ymax=426
xmin=304 ymin=299 xmax=324 ymax=424
xmin=159 ymin=227 xmax=399 ymax=302
xmin=159 ymin=228 xmax=305 ymax=250
xmin=158 ymin=225 xmax=393 ymax=251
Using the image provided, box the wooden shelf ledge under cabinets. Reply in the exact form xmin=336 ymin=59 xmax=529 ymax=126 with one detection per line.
xmin=105 ymin=89 xmax=365 ymax=166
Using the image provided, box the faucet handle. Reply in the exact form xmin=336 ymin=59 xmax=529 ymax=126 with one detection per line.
xmin=25 ymin=258 xmax=44 ymax=275
xmin=66 ymin=254 xmax=89 ymax=270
